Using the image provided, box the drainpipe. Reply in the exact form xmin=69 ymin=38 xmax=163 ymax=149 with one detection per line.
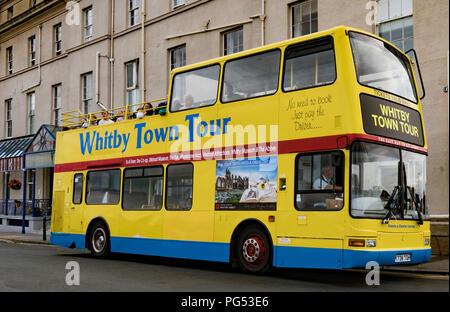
xmin=96 ymin=51 xmax=101 ymax=107
xmin=141 ymin=0 xmax=147 ymax=102
xmin=110 ymin=0 xmax=115 ymax=110
xmin=260 ymin=0 xmax=266 ymax=46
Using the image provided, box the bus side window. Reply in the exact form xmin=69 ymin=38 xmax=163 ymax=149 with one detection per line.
xmin=165 ymin=163 xmax=193 ymax=210
xmin=73 ymin=173 xmax=84 ymax=205
xmin=85 ymin=169 xmax=121 ymax=205
xmin=295 ymin=152 xmax=344 ymax=211
xmin=221 ymin=49 xmax=281 ymax=103
xmin=122 ymin=166 xmax=164 ymax=210
xmin=283 ymin=37 xmax=336 ymax=92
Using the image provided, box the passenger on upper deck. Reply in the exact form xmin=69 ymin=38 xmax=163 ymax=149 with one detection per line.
xmin=183 ymin=94 xmax=195 ymax=109
xmin=143 ymin=103 xmax=154 ymax=116
xmin=98 ymin=111 xmax=114 ymax=125
xmin=114 ymin=110 xmax=125 ymax=122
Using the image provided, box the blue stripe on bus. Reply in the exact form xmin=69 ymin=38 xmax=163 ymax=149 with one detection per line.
xmin=275 ymin=246 xmax=431 ymax=269
xmin=50 ymin=233 xmax=431 ymax=269
xmin=110 ymin=236 xmax=230 ymax=263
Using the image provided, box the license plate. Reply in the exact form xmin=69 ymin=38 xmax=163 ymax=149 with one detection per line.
xmin=395 ymin=254 xmax=411 ymax=263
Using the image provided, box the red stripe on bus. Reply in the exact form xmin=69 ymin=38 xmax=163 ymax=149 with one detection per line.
xmin=54 ymin=134 xmax=427 ymax=173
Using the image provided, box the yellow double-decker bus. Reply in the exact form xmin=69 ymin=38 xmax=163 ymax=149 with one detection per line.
xmin=51 ymin=26 xmax=430 ymax=274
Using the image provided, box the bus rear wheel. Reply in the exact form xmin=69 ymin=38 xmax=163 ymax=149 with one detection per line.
xmin=236 ymin=225 xmax=272 ymax=274
xmin=89 ymin=221 xmax=110 ymax=258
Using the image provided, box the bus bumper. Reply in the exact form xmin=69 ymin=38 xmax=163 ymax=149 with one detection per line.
xmin=342 ymin=248 xmax=431 ymax=269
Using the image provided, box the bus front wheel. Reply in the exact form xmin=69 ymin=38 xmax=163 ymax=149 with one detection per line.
xmin=236 ymin=225 xmax=272 ymax=274
xmin=89 ymin=221 xmax=110 ymax=258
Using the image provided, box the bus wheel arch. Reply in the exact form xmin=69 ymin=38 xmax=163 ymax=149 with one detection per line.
xmin=86 ymin=217 xmax=111 ymax=258
xmin=230 ymin=219 xmax=273 ymax=274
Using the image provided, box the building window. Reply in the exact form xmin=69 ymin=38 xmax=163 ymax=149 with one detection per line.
xmin=6 ymin=46 xmax=13 ymax=74
xmin=377 ymin=0 xmax=413 ymax=53
xmin=53 ymin=84 xmax=62 ymax=126
xmin=126 ymin=60 xmax=140 ymax=108
xmin=290 ymin=0 xmax=318 ymax=38
xmin=54 ymin=23 xmax=62 ymax=56
xmin=223 ymin=27 xmax=243 ymax=56
xmin=295 ymin=151 xmax=344 ymax=211
xmin=165 ymin=163 xmax=193 ymax=210
xmin=169 ymin=45 xmax=186 ymax=72
xmin=29 ymin=35 xmax=36 ymax=66
xmin=123 ymin=166 xmax=164 ymax=210
xmin=7 ymin=6 xmax=13 ymax=20
xmin=173 ymin=0 xmax=185 ymax=9
xmin=28 ymin=92 xmax=36 ymax=135
xmin=5 ymin=99 xmax=12 ymax=138
xmin=26 ymin=170 xmax=34 ymax=200
xmin=128 ymin=0 xmax=140 ymax=27
xmin=83 ymin=6 xmax=93 ymax=42
xmin=81 ymin=73 xmax=93 ymax=114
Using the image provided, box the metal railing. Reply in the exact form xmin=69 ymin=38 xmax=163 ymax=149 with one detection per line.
xmin=61 ymin=99 xmax=168 ymax=129
xmin=0 ymin=199 xmax=51 ymax=217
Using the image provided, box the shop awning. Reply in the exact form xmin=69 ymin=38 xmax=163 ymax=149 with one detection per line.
xmin=0 ymin=135 xmax=34 ymax=172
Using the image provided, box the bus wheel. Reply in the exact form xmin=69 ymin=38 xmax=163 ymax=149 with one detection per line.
xmin=89 ymin=221 xmax=110 ymax=258
xmin=236 ymin=225 xmax=272 ymax=274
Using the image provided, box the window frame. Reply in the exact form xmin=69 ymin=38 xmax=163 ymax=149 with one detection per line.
xmin=54 ymin=23 xmax=62 ymax=56
xmin=125 ymin=60 xmax=140 ymax=107
xmin=5 ymin=99 xmax=12 ymax=138
xmin=73 ymin=173 xmax=84 ymax=205
xmin=128 ymin=0 xmax=140 ymax=27
xmin=169 ymin=44 xmax=187 ymax=73
xmin=169 ymin=63 xmax=221 ymax=113
xmin=85 ymin=169 xmax=121 ymax=205
xmin=222 ymin=26 xmax=244 ymax=56
xmin=52 ymin=83 xmax=62 ymax=126
xmin=28 ymin=35 xmax=36 ymax=66
xmin=6 ymin=46 xmax=13 ymax=75
xmin=83 ymin=6 xmax=93 ymax=43
xmin=27 ymin=92 xmax=36 ymax=135
xmin=281 ymin=36 xmax=337 ymax=93
xmin=81 ymin=72 xmax=93 ymax=114
xmin=172 ymin=0 xmax=186 ymax=10
xmin=290 ymin=0 xmax=318 ymax=38
xmin=165 ymin=163 xmax=194 ymax=211
xmin=122 ymin=165 xmax=164 ymax=211
xmin=294 ymin=150 xmax=345 ymax=211
xmin=220 ymin=48 xmax=282 ymax=104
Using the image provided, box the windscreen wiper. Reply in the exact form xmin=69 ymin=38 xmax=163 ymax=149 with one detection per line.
xmin=407 ymin=187 xmax=424 ymax=225
xmin=381 ymin=186 xmax=402 ymax=224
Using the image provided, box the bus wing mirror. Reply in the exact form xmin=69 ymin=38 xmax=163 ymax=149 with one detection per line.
xmin=405 ymin=49 xmax=426 ymax=101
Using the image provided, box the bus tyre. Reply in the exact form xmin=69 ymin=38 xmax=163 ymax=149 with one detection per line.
xmin=89 ymin=221 xmax=110 ymax=258
xmin=236 ymin=225 xmax=272 ymax=274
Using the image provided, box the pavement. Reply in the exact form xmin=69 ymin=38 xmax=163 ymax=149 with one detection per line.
xmin=0 ymin=231 xmax=448 ymax=275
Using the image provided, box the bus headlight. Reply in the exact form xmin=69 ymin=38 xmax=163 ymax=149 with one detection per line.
xmin=366 ymin=239 xmax=376 ymax=247
xmin=424 ymin=238 xmax=430 ymax=246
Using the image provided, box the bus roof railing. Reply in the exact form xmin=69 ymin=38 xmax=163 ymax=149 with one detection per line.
xmin=60 ymin=98 xmax=168 ymax=130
